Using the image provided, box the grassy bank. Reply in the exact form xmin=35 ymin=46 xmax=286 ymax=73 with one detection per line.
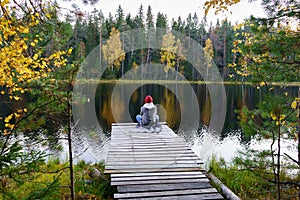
xmin=208 ymin=156 xmax=299 ymax=199
xmin=72 ymin=78 xmax=300 ymax=86
xmin=0 ymin=159 xmax=115 ymax=200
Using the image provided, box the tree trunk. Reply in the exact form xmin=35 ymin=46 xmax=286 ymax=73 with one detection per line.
xmin=298 ymin=87 xmax=300 ymax=164
xmin=121 ymin=30 xmax=124 ymax=76
xmin=176 ymin=58 xmax=179 ymax=80
xmin=67 ymin=88 xmax=75 ymax=200
xmin=277 ymin=120 xmax=281 ymax=200
xmin=223 ymin=25 xmax=227 ymax=79
xmin=99 ymin=20 xmax=102 ymax=70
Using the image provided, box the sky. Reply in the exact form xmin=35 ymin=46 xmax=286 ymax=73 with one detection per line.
xmin=60 ymin=0 xmax=267 ymax=26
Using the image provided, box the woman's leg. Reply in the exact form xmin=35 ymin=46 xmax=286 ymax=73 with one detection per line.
xmin=136 ymin=115 xmax=142 ymax=127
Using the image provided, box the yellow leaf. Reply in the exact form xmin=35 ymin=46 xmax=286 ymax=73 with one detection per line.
xmin=24 ymin=108 xmax=28 ymax=112
xmin=33 ymin=54 xmax=38 ymax=60
xmin=23 ymin=27 xmax=29 ymax=34
xmin=4 ymin=114 xmax=13 ymax=123
xmin=291 ymin=101 xmax=297 ymax=109
xmin=30 ymin=42 xmax=36 ymax=47
xmin=68 ymin=48 xmax=73 ymax=54
xmin=259 ymin=82 xmax=265 ymax=86
xmin=270 ymin=112 xmax=277 ymax=120
xmin=13 ymin=96 xmax=20 ymax=100
xmin=279 ymin=115 xmax=285 ymax=121
xmin=1 ymin=91 xmax=4 ymax=95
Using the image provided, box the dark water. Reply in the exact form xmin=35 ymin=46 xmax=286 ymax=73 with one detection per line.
xmin=69 ymin=82 xmax=298 ymax=164
xmin=2 ymin=82 xmax=297 ymax=164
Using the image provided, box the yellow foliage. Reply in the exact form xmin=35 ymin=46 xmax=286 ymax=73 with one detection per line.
xmin=101 ymin=27 xmax=125 ymax=71
xmin=204 ymin=0 xmax=241 ymax=15
xmin=0 ymin=1 xmax=70 ymax=134
xmin=204 ymin=38 xmax=214 ymax=68
xmin=160 ymin=32 xmax=178 ymax=73
xmin=291 ymin=101 xmax=297 ymax=109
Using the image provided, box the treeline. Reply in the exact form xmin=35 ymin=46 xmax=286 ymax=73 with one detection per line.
xmin=62 ymin=4 xmax=236 ymax=80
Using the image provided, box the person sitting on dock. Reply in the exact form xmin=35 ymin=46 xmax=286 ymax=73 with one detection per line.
xmin=136 ymin=95 xmax=161 ymax=132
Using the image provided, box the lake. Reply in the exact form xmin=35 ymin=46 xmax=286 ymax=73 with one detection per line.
xmin=68 ymin=82 xmax=298 ymax=166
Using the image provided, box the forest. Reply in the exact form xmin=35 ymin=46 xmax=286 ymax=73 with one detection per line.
xmin=0 ymin=0 xmax=299 ymax=199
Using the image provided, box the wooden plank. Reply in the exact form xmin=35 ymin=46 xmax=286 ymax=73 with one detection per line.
xmin=118 ymin=193 xmax=224 ymax=200
xmin=117 ymin=182 xmax=212 ymax=192
xmin=104 ymin=167 xmax=203 ymax=174
xmin=109 ymin=143 xmax=187 ymax=147
xmin=110 ymin=142 xmax=186 ymax=145
xmin=106 ymin=163 xmax=200 ymax=170
xmin=107 ymin=152 xmax=196 ymax=160
xmin=110 ymin=137 xmax=183 ymax=141
xmin=108 ymin=147 xmax=191 ymax=152
xmin=114 ymin=188 xmax=219 ymax=198
xmin=109 ymin=144 xmax=188 ymax=148
xmin=111 ymin=174 xmax=206 ymax=182
xmin=106 ymin=160 xmax=202 ymax=166
xmin=110 ymin=140 xmax=185 ymax=144
xmin=111 ymin=178 xmax=210 ymax=186
xmin=107 ymin=156 xmax=200 ymax=162
xmin=107 ymin=150 xmax=195 ymax=155
xmin=111 ymin=171 xmax=205 ymax=178
xmin=108 ymin=146 xmax=190 ymax=150
xmin=112 ymin=122 xmax=167 ymax=126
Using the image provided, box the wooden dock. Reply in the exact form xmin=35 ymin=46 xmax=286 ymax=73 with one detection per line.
xmin=105 ymin=123 xmax=224 ymax=200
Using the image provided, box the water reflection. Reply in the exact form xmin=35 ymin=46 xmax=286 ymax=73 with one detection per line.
xmin=56 ymin=83 xmax=300 ymax=163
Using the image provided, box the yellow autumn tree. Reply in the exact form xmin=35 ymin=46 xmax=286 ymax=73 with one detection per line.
xmin=160 ymin=32 xmax=178 ymax=79
xmin=102 ymin=27 xmax=125 ymax=71
xmin=203 ymin=38 xmax=214 ymax=79
xmin=204 ymin=0 xmax=241 ymax=15
xmin=0 ymin=1 xmax=71 ymax=134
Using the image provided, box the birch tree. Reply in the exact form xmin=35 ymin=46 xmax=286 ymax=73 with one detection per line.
xmin=160 ymin=32 xmax=177 ymax=79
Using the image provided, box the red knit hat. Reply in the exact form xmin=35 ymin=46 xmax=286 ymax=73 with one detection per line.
xmin=144 ymin=95 xmax=153 ymax=103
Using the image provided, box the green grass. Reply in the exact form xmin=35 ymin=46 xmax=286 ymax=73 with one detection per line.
xmin=0 ymin=159 xmax=115 ymax=200
xmin=208 ymin=156 xmax=299 ymax=200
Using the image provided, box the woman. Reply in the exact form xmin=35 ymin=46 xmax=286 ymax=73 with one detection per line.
xmin=136 ymin=95 xmax=161 ymax=132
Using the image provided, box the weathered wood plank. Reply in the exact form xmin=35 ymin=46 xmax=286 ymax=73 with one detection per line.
xmin=106 ymin=160 xmax=202 ymax=166
xmin=108 ymin=145 xmax=190 ymax=149
xmin=104 ymin=167 xmax=203 ymax=174
xmin=111 ymin=171 xmax=204 ymax=178
xmin=111 ymin=178 xmax=210 ymax=186
xmin=118 ymin=193 xmax=224 ymax=200
xmin=111 ymin=174 xmax=206 ymax=182
xmin=111 ymin=137 xmax=183 ymax=141
xmin=117 ymin=182 xmax=212 ymax=192
xmin=114 ymin=188 xmax=219 ymax=198
xmin=107 ymin=150 xmax=195 ymax=155
xmin=106 ymin=157 xmax=203 ymax=164
xmin=106 ymin=163 xmax=200 ymax=170
xmin=107 ymin=152 xmax=197 ymax=157
xmin=112 ymin=122 xmax=167 ymax=126
xmin=109 ymin=144 xmax=189 ymax=148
